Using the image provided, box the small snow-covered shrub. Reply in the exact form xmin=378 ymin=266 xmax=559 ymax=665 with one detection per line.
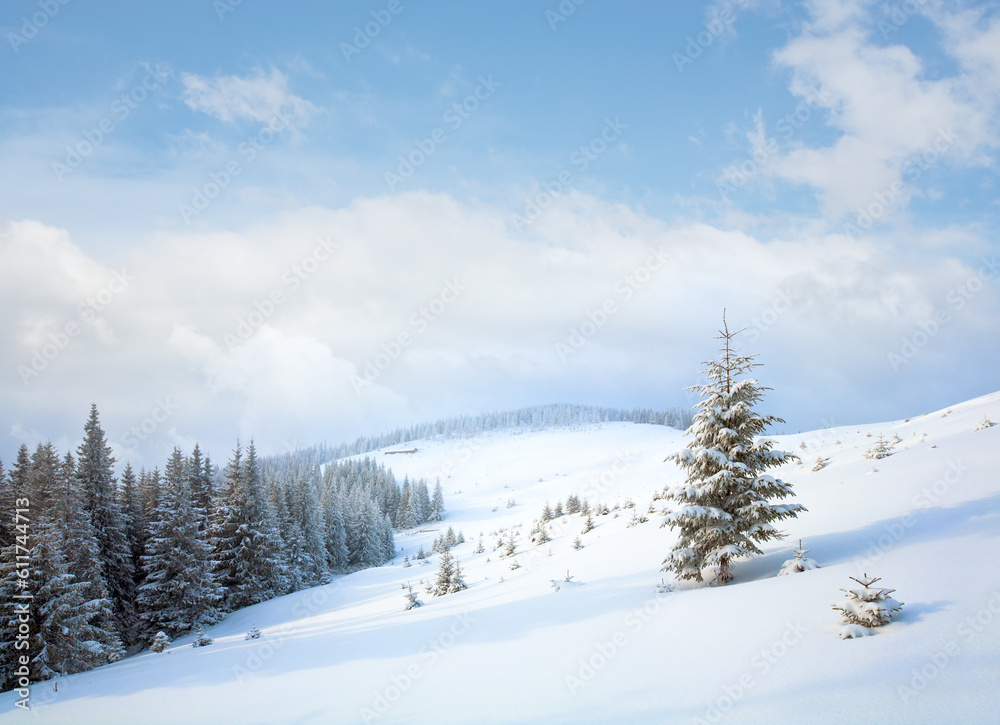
xmin=812 ymin=457 xmax=830 ymax=472
xmin=975 ymin=416 xmax=994 ymax=431
xmin=150 ymin=631 xmax=170 ymax=653
xmin=864 ymin=434 xmax=892 ymax=460
xmin=778 ymin=542 xmax=819 ymax=575
xmin=832 ymin=574 xmax=903 ymax=631
xmin=191 ymin=626 xmax=214 ymax=648
xmin=404 ymin=584 xmax=422 ymax=610
xmin=245 ymin=625 xmax=261 ymax=640
xmin=653 ymin=579 xmax=674 ymax=594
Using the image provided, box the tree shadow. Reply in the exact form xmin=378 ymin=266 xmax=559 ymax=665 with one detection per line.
xmin=733 ymin=490 xmax=1000 ymax=583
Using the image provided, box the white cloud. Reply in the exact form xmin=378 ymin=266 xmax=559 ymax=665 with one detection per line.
xmin=181 ymin=67 xmax=317 ymax=126
xmin=728 ymin=1 xmax=1000 ymax=219
xmin=2 ymin=192 xmax=996 ymax=462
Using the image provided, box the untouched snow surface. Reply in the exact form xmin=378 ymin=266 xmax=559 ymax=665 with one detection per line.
xmin=3 ymin=392 xmax=999 ymax=724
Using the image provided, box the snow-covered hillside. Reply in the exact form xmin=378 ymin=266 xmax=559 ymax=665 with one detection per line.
xmin=3 ymin=392 xmax=999 ymax=724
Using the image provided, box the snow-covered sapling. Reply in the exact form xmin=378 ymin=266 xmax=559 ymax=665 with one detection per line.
xmin=150 ymin=631 xmax=171 ymax=653
xmin=778 ymin=541 xmax=820 ymax=575
xmin=812 ymin=457 xmax=830 ymax=472
xmin=572 ymin=536 xmax=584 ymax=550
xmin=404 ymin=584 xmax=423 ymax=610
xmin=191 ymin=626 xmax=214 ymax=647
xmin=864 ymin=434 xmax=892 ymax=460
xmin=975 ymin=416 xmax=994 ymax=431
xmin=832 ymin=573 xmax=903 ymax=637
xmin=245 ymin=625 xmax=262 ymax=640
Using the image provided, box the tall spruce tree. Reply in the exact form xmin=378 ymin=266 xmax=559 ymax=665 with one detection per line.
xmin=211 ymin=441 xmax=285 ymax=611
xmin=50 ymin=451 xmax=124 ymax=664
xmin=429 ymin=479 xmax=445 ymax=522
xmin=138 ymin=448 xmax=220 ymax=640
xmin=662 ymin=314 xmax=805 ymax=585
xmin=76 ymin=404 xmax=134 ymax=641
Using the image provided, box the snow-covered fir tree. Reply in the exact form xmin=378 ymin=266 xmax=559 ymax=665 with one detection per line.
xmin=404 ymin=584 xmax=422 ymax=610
xmin=76 ymin=404 xmax=136 ymax=644
xmin=150 ymin=631 xmax=171 ymax=652
xmin=778 ymin=541 xmax=820 ymax=575
xmin=433 ymin=549 xmax=457 ymax=596
xmin=448 ymin=558 xmax=468 ymax=594
xmin=48 ymin=449 xmax=124 ymax=664
xmin=662 ymin=314 xmax=805 ymax=585
xmin=864 ymin=434 xmax=892 ymax=460
xmin=832 ymin=574 xmax=903 ymax=631
xmin=429 ymin=479 xmax=446 ymax=522
xmin=211 ymin=441 xmax=285 ymax=611
xmin=138 ymin=447 xmax=221 ymax=640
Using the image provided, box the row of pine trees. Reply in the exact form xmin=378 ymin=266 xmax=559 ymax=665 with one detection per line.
xmin=0 ymin=405 xmax=443 ymax=691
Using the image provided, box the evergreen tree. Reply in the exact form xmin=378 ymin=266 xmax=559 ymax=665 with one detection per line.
xmin=403 ymin=583 xmax=422 ymax=610
xmin=396 ymin=479 xmax=413 ymax=529
xmin=138 ymin=448 xmax=220 ymax=639
xmin=211 ymin=441 xmax=285 ymax=611
xmin=24 ymin=522 xmax=100 ymax=681
xmin=76 ymin=404 xmax=134 ymax=641
xmin=321 ymin=487 xmax=349 ymax=570
xmin=349 ymin=498 xmax=385 ymax=569
xmin=662 ymin=315 xmax=805 ymax=585
xmin=448 ymin=557 xmax=468 ymax=594
xmin=187 ymin=444 xmax=213 ymax=532
xmin=150 ymin=631 xmax=170 ymax=652
xmin=49 ymin=451 xmax=124 ymax=664
xmin=428 ymin=479 xmax=445 ymax=522
xmin=833 ymin=574 xmax=903 ymax=637
xmin=117 ymin=462 xmax=142 ymax=646
xmin=433 ymin=549 xmax=456 ymax=596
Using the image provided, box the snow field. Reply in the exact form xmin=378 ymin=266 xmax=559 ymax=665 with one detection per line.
xmin=3 ymin=392 xmax=999 ymax=724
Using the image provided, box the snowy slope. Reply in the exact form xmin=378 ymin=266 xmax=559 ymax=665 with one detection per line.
xmin=3 ymin=393 xmax=999 ymax=724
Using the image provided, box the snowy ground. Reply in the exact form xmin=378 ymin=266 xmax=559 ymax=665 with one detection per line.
xmin=3 ymin=392 xmax=999 ymax=724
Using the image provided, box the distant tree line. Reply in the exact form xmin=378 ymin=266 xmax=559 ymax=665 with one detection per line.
xmin=286 ymin=403 xmax=693 ymax=462
xmin=0 ymin=405 xmax=442 ymax=691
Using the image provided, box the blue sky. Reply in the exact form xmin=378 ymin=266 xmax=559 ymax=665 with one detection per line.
xmin=2 ymin=0 xmax=999 ymax=467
